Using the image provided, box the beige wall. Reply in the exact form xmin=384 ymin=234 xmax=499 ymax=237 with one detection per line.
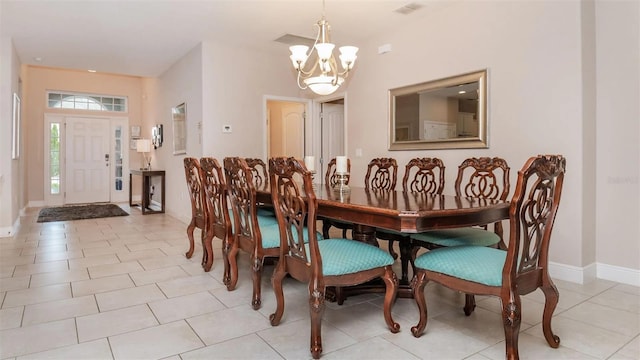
xmin=152 ymin=41 xmax=301 ymax=223
xmin=0 ymin=36 xmax=23 ymax=236
xmin=22 ymin=66 xmax=144 ymax=204
xmin=595 ymin=1 xmax=640 ymax=274
xmin=150 ymin=44 xmax=203 ymax=223
xmin=342 ymin=0 xmax=638 ymax=281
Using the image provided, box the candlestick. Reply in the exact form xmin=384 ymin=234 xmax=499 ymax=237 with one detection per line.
xmin=336 ymin=156 xmax=347 ymax=173
xmin=304 ymin=156 xmax=315 ymax=172
xmin=333 ymin=172 xmax=350 ymax=193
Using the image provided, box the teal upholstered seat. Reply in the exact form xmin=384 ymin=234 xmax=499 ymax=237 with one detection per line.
xmin=411 ymin=227 xmax=500 ymax=248
xmin=414 ymin=245 xmax=506 ymax=286
xmin=261 ymin=224 xmax=322 ymax=249
xmin=257 ymin=207 xmax=275 ymax=217
xmin=305 ymin=239 xmax=395 ymax=276
xmin=228 ymin=209 xmax=278 ymax=228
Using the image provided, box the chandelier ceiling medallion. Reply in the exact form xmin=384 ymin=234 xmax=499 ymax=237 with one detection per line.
xmin=289 ymin=0 xmax=358 ymax=96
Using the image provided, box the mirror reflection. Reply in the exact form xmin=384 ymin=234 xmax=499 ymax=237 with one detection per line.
xmin=389 ymin=69 xmax=488 ymax=150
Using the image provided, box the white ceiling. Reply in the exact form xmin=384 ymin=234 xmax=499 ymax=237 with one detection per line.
xmin=1 ymin=0 xmax=450 ymax=78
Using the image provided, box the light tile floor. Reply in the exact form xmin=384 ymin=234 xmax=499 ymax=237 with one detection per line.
xmin=0 ymin=205 xmax=638 ymax=359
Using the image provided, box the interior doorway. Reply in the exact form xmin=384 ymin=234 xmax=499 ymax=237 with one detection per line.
xmin=318 ymin=99 xmax=345 ymax=181
xmin=264 ymin=95 xmax=345 ymax=184
xmin=267 ymin=100 xmax=306 ymax=159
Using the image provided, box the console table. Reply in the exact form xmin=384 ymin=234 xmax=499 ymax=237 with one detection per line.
xmin=129 ymin=170 xmax=165 ymax=214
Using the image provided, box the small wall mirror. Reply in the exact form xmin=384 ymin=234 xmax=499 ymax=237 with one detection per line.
xmin=389 ymin=69 xmax=488 ymax=150
xmin=152 ymin=124 xmax=163 ymax=149
xmin=172 ymin=103 xmax=186 ymax=155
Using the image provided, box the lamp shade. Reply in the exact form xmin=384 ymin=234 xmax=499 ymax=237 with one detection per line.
xmin=136 ymin=139 xmax=151 ymax=153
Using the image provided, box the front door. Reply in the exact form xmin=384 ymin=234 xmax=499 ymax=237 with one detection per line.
xmin=65 ymin=117 xmax=110 ymax=204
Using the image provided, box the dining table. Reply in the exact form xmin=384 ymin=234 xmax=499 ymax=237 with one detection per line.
xmin=256 ymin=184 xmax=510 ymax=299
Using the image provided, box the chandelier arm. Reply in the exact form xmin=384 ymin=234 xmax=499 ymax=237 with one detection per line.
xmin=296 ymin=71 xmax=309 ymax=90
xmin=296 ymin=59 xmax=320 ymax=78
xmin=329 ymin=57 xmax=340 ymax=86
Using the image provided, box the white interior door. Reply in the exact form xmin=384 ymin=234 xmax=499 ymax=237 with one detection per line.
xmin=65 ymin=117 xmax=110 ymax=204
xmin=321 ymin=102 xmax=345 ymax=179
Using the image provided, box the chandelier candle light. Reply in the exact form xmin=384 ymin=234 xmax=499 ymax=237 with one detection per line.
xmin=289 ymin=0 xmax=358 ymax=95
xmin=136 ymin=139 xmax=152 ymax=170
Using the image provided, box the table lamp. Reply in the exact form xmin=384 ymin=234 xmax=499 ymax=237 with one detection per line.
xmin=136 ymin=139 xmax=152 ymax=170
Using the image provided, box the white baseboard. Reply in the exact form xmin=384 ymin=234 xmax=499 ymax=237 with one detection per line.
xmin=0 ymin=216 xmax=21 ymax=238
xmin=550 ymin=261 xmax=639 ymax=287
xmin=597 ymin=263 xmax=640 ymax=287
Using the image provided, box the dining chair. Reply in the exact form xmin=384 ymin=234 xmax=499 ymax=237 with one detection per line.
xmin=411 ymin=155 xmax=566 ymax=360
xmin=363 ymin=157 xmax=399 ymax=256
xmin=410 ymin=157 xmax=510 ymax=314
xmin=183 ymin=157 xmax=207 ymax=268
xmin=268 ymin=157 xmax=400 ymax=359
xmin=321 ymin=157 xmax=351 ymax=239
xmin=364 ymin=157 xmax=398 ymax=191
xmin=245 ymin=157 xmax=268 ymax=187
xmin=376 ymin=157 xmax=445 ymax=283
xmin=199 ymin=157 xmax=232 ymax=276
xmin=245 ymin=158 xmax=274 ymax=217
xmin=223 ymin=157 xmax=281 ymax=310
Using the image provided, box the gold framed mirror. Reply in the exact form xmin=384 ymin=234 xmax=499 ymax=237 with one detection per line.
xmin=389 ymin=69 xmax=488 ymax=150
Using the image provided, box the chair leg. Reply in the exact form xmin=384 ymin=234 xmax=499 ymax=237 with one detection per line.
xmin=540 ymin=281 xmax=561 ymax=348
xmin=335 ymin=286 xmax=345 ymax=305
xmin=501 ymin=294 xmax=522 ymax=360
xmin=410 ymin=271 xmax=429 ymax=337
xmin=309 ymin=282 xmax=325 ymax=359
xmin=322 ymin=220 xmax=331 ymax=239
xmin=381 ymin=266 xmax=400 ymax=333
xmin=222 ymin=236 xmax=231 ymax=287
xmin=464 ymin=294 xmax=476 ymax=316
xmin=185 ymin=220 xmax=196 ymax=259
xmin=269 ymin=264 xmax=287 ymax=326
xmin=251 ymin=255 xmax=263 ymax=310
xmin=388 ymin=239 xmax=399 ymax=260
xmin=226 ymin=242 xmax=239 ymax=291
xmin=202 ymin=228 xmax=214 ymax=272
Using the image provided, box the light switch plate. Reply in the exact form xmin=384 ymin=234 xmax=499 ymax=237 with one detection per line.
xmin=222 ymin=125 xmax=232 ymax=133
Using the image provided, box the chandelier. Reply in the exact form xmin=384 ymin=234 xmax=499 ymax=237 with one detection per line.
xmin=289 ymin=1 xmax=358 ymax=96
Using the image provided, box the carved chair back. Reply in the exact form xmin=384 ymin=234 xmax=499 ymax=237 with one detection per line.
xmin=454 ymin=157 xmax=510 ymax=200
xmin=223 ymin=157 xmax=263 ymax=252
xmin=364 ymin=158 xmax=398 ymax=191
xmin=506 ymin=155 xmax=565 ymax=284
xmin=269 ymin=157 xmax=318 ymax=268
xmin=324 ymin=157 xmax=351 ymax=187
xmin=199 ymin=157 xmax=231 ymax=240
xmin=183 ymin=157 xmax=205 ymax=223
xmin=453 ymin=157 xmax=510 ymax=241
xmin=245 ymin=158 xmax=269 ymax=188
xmin=402 ymin=157 xmax=446 ymax=194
